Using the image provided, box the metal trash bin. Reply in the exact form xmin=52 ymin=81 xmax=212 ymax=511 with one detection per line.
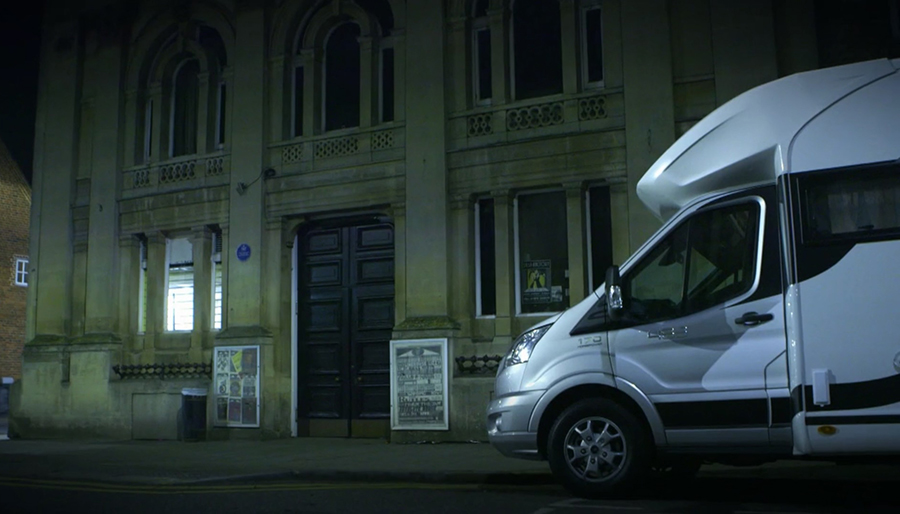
xmin=181 ymin=387 xmax=207 ymax=441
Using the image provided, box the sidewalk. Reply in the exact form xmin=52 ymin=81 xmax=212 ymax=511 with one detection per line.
xmin=0 ymin=416 xmax=898 ymax=486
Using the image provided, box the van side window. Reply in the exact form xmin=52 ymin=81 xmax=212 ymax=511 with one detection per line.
xmin=622 ymin=202 xmax=760 ymax=325
xmin=798 ymin=162 xmax=900 ymax=245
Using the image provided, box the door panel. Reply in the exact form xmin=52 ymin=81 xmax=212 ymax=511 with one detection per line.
xmin=298 ymin=221 xmax=394 ymax=437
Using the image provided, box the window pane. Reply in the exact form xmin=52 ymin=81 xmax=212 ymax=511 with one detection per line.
xmin=585 ymin=8 xmax=604 ymax=84
xmin=172 ymin=59 xmax=199 ymax=156
xmin=625 ymin=225 xmax=688 ymax=323
xmin=381 ymin=48 xmax=395 ymax=122
xmin=518 ymin=191 xmax=568 ymax=313
xmin=589 ymin=186 xmax=612 ymax=291
xmin=217 ymin=83 xmax=226 ymax=146
xmin=166 ymin=238 xmax=194 ymax=332
xmin=801 ymin=165 xmax=900 ymax=243
xmin=513 ymin=0 xmax=563 ymax=100
xmin=294 ymin=66 xmax=304 ymax=137
xmin=325 ymin=23 xmax=361 ymax=131
xmin=477 ymin=198 xmax=496 ymax=316
xmin=475 ymin=28 xmax=492 ymax=102
xmin=685 ymin=204 xmax=758 ymax=313
xmin=213 ymin=262 xmax=223 ymax=330
xmin=167 ymin=266 xmax=194 ymax=331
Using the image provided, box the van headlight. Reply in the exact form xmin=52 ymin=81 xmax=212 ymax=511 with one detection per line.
xmin=506 ymin=325 xmax=552 ymax=367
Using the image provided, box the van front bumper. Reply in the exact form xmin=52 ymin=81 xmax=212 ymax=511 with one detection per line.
xmin=485 ymin=390 xmax=544 ymax=460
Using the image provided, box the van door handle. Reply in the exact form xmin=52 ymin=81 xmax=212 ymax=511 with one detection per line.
xmin=734 ymin=312 xmax=773 ymax=326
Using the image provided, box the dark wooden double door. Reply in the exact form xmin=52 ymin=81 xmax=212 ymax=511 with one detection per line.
xmin=298 ymin=221 xmax=394 ymax=438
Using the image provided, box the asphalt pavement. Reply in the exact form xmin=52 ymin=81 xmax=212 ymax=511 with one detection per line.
xmin=1 ymin=414 xmax=899 ymax=487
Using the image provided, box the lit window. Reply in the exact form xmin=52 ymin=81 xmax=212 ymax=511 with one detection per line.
xmin=14 ymin=257 xmax=28 ymax=287
xmin=516 ymin=191 xmax=568 ymax=314
xmin=212 ymin=231 xmax=223 ymax=330
xmin=166 ymin=237 xmax=194 ymax=331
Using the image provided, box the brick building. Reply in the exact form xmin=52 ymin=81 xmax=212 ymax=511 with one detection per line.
xmin=0 ymin=137 xmax=31 ymax=392
xmin=11 ymin=0 xmax=899 ymax=440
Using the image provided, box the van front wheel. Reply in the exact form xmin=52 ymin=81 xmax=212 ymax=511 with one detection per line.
xmin=547 ymin=399 xmax=651 ymax=498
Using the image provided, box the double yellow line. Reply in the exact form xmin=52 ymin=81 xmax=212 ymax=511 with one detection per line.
xmin=0 ymin=477 xmax=480 ymax=494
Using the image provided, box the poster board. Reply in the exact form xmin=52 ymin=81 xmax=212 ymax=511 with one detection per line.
xmin=213 ymin=345 xmax=260 ymax=428
xmin=389 ymin=338 xmax=449 ymax=431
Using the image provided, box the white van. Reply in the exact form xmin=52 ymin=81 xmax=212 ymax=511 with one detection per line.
xmin=486 ymin=58 xmax=900 ymax=497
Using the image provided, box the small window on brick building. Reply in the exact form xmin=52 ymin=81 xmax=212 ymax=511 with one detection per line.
xmin=14 ymin=257 xmax=28 ymax=287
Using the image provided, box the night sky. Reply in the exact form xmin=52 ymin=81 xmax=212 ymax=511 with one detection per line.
xmin=0 ymin=3 xmax=43 ymax=185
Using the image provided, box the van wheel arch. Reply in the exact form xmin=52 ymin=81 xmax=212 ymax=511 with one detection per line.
xmin=537 ymin=384 xmax=655 ymax=461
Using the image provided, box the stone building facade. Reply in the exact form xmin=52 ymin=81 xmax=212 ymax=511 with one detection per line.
xmin=0 ymin=138 xmax=31 ymax=392
xmin=11 ymin=0 xmax=895 ymax=440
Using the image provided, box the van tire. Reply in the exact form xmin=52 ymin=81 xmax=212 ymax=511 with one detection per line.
xmin=547 ymin=398 xmax=651 ymax=498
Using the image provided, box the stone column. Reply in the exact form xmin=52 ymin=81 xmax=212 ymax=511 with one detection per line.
xmin=487 ymin=8 xmax=508 ymax=104
xmin=197 ymin=71 xmax=210 ymax=154
xmin=358 ymin=36 xmax=375 ymax=128
xmin=565 ymin=183 xmax=586 ymax=306
xmin=301 ymin=49 xmax=321 ymax=136
xmin=28 ymin=19 xmax=80 ymax=342
xmin=118 ymin=235 xmax=141 ymax=353
xmin=559 ymin=0 xmax=579 ymax=95
xmin=82 ymin=35 xmax=125 ymax=340
xmin=710 ymin=0 xmax=778 ymax=105
xmin=621 ymin=0 xmax=675 ymax=251
xmin=391 ymin=30 xmax=406 ymax=123
xmin=145 ymin=231 xmax=167 ymax=361
xmin=491 ymin=190 xmax=515 ymax=344
xmin=225 ymin=4 xmax=266 ymax=328
xmin=609 ymin=183 xmax=631 ymax=267
xmin=448 ymin=17 xmax=469 ymax=112
xmin=149 ymin=82 xmax=164 ymax=161
xmin=191 ymin=226 xmax=212 ymax=362
xmin=399 ymin=0 xmax=452 ymax=324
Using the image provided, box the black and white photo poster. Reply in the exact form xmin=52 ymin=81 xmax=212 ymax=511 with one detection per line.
xmin=390 ymin=338 xmax=449 ymax=430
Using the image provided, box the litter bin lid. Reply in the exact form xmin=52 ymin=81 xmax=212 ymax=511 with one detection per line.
xmin=181 ymin=387 xmax=208 ymax=396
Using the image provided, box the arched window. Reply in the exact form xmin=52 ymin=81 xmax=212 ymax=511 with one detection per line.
xmin=472 ymin=0 xmax=492 ymax=105
xmin=324 ymin=22 xmax=361 ymax=131
xmin=171 ymin=58 xmax=200 ymax=157
xmin=512 ymin=0 xmax=563 ymax=100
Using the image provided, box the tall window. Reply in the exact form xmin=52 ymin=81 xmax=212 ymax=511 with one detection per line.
xmin=215 ymin=81 xmax=227 ymax=148
xmin=166 ymin=237 xmax=194 ymax=331
xmin=324 ymin=22 xmax=361 ymax=131
xmin=171 ymin=59 xmax=200 ymax=157
xmin=516 ymin=191 xmax=568 ymax=314
xmin=475 ymin=198 xmax=496 ymax=316
xmin=512 ymin=0 xmax=563 ymax=100
xmin=293 ymin=66 xmax=305 ymax=137
xmin=581 ymin=6 xmax=604 ymax=88
xmin=14 ymin=257 xmax=28 ymax=287
xmin=143 ymin=99 xmax=153 ymax=162
xmin=380 ymin=47 xmax=395 ymax=122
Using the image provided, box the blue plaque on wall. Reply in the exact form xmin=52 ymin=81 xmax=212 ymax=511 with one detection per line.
xmin=236 ymin=243 xmax=251 ymax=262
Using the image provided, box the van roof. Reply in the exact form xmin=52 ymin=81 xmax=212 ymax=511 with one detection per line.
xmin=636 ymin=58 xmax=900 ymax=221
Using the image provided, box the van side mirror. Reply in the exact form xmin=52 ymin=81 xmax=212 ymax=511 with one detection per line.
xmin=605 ymin=265 xmax=623 ymax=320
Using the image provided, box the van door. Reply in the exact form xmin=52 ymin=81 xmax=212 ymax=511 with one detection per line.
xmin=609 ymin=191 xmax=787 ymax=448
xmin=790 ymin=162 xmax=900 ymax=453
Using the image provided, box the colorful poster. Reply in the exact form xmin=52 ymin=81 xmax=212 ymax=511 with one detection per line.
xmin=213 ymin=345 xmax=260 ymax=428
xmin=523 ymin=260 xmax=551 ymax=304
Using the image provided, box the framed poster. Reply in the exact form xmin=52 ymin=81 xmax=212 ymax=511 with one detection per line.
xmin=213 ymin=345 xmax=260 ymax=428
xmin=390 ymin=338 xmax=449 ymax=431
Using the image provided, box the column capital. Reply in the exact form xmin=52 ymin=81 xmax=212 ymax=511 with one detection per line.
xmin=490 ymin=189 xmax=513 ymax=205
xmin=191 ymin=225 xmax=212 ymax=243
xmin=563 ymin=181 xmax=586 ymax=198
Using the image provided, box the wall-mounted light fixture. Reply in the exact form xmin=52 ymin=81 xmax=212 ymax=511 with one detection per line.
xmin=236 ymin=168 xmax=277 ymax=195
